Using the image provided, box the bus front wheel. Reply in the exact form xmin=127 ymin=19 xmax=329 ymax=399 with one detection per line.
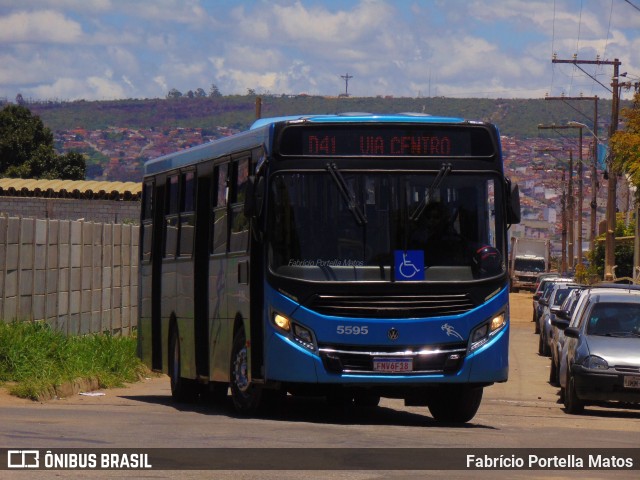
xmin=428 ymin=386 xmax=483 ymax=423
xmin=230 ymin=329 xmax=263 ymax=415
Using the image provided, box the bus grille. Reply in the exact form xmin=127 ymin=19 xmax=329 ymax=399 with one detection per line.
xmin=307 ymin=294 xmax=474 ymax=318
xmin=319 ymin=343 xmax=468 ymax=374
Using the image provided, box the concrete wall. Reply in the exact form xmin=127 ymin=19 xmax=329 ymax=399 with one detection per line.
xmin=0 ymin=215 xmax=139 ymax=336
xmin=0 ymin=197 xmax=140 ymax=224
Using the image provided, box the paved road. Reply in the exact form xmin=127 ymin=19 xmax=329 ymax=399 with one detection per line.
xmin=1 ymin=292 xmax=639 ymax=479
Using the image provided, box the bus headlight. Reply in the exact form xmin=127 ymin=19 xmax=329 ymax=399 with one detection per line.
xmin=273 ymin=313 xmax=291 ymax=332
xmin=471 ymin=325 xmax=489 ymax=344
xmin=293 ymin=324 xmax=313 ymax=344
xmin=271 ymin=312 xmax=316 ymax=351
xmin=490 ymin=313 xmax=506 ymax=332
xmin=470 ymin=313 xmax=506 ymax=352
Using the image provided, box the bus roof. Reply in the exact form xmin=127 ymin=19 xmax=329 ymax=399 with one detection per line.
xmin=144 ymin=125 xmax=272 ymax=176
xmin=144 ymin=113 xmax=484 ymax=176
xmin=250 ymin=113 xmax=468 ymax=129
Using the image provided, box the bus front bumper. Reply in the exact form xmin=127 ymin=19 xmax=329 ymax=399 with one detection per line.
xmin=263 ymin=323 xmax=508 ymax=386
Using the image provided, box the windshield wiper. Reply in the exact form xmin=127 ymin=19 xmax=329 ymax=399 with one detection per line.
xmin=326 ymin=162 xmax=367 ymax=226
xmin=410 ymin=162 xmax=451 ymax=221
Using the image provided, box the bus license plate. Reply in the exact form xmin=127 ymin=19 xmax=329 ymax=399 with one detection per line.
xmin=623 ymin=376 xmax=640 ymax=389
xmin=373 ymin=358 xmax=412 ymax=373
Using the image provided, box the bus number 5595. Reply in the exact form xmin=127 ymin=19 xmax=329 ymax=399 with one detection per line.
xmin=337 ymin=326 xmax=368 ymax=335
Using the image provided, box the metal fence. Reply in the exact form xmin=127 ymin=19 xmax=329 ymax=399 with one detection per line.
xmin=0 ymin=215 xmax=138 ymax=335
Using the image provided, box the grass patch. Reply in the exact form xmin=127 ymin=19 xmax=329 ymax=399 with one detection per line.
xmin=0 ymin=321 xmax=148 ymax=400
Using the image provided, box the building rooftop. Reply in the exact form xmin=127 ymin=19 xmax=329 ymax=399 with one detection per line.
xmin=0 ymin=178 xmax=141 ymax=200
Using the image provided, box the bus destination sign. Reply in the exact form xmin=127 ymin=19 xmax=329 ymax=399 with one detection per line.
xmin=278 ymin=126 xmax=494 ymax=157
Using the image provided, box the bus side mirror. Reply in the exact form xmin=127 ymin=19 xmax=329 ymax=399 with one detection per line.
xmin=506 ymin=180 xmax=521 ymax=224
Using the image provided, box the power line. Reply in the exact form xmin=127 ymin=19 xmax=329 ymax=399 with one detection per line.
xmin=624 ymin=0 xmax=640 ymax=13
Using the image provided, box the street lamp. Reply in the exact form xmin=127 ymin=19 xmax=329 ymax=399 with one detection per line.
xmin=567 ymin=121 xmax=604 ymax=143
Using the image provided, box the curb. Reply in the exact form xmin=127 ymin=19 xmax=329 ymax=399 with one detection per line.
xmin=36 ymin=377 xmax=101 ymax=401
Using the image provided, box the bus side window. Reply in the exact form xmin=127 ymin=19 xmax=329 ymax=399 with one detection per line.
xmin=179 ymin=171 xmax=195 ymax=257
xmin=141 ymin=181 xmax=153 ymax=262
xmin=164 ymin=174 xmax=179 ymax=258
xmin=229 ymin=157 xmax=250 ymax=252
xmin=212 ymin=163 xmax=228 ymax=254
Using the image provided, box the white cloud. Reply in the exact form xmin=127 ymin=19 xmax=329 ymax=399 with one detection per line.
xmin=120 ymin=0 xmax=214 ymax=27
xmin=29 ymin=75 xmax=126 ymax=100
xmin=153 ymin=75 xmax=168 ymax=94
xmin=0 ymin=10 xmax=83 ymax=43
xmin=0 ymin=0 xmax=636 ymax=101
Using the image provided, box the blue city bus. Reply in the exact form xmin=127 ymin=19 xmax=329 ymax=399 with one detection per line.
xmin=137 ymin=113 xmax=521 ymax=423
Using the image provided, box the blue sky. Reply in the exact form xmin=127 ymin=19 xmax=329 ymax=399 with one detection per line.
xmin=0 ymin=0 xmax=638 ymax=101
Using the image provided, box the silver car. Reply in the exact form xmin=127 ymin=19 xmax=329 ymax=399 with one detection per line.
xmin=557 ymin=287 xmax=640 ymax=414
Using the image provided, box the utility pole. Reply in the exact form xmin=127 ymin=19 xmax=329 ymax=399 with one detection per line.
xmin=545 ymin=95 xmax=599 ymax=251
xmin=560 ymin=168 xmax=567 ymax=273
xmin=255 ymin=96 xmax=262 ymax=119
xmin=341 ymin=73 xmax=353 ymax=97
xmin=538 ymin=126 xmax=582 ymax=268
xmin=534 ymin=151 xmax=568 ymax=273
xmin=552 ymin=56 xmax=622 ymax=280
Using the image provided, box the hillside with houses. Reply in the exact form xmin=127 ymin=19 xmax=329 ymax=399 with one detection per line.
xmin=14 ymin=95 xmax=625 ymax=256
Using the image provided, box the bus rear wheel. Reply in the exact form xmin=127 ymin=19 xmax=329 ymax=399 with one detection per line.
xmin=428 ymin=386 xmax=483 ymax=423
xmin=169 ymin=327 xmax=199 ymax=403
xmin=230 ymin=329 xmax=263 ymax=415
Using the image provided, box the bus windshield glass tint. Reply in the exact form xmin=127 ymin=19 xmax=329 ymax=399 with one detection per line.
xmin=268 ymin=172 xmax=504 ymax=282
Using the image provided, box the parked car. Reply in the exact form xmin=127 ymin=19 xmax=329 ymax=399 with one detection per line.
xmin=532 ymin=274 xmax=560 ymax=323
xmin=538 ymin=283 xmax=583 ymax=357
xmin=535 ymin=277 xmax=573 ymax=334
xmin=556 ymin=287 xmax=640 ymax=414
xmin=548 ymin=286 xmax=587 ymax=384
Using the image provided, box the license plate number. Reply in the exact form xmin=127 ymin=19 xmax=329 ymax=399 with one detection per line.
xmin=623 ymin=376 xmax=640 ymax=389
xmin=373 ymin=358 xmax=412 ymax=372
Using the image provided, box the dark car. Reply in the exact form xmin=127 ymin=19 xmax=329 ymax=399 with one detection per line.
xmin=557 ymin=287 xmax=640 ymax=414
xmin=532 ymin=274 xmax=560 ymax=324
xmin=534 ymin=277 xmax=573 ymax=333
xmin=538 ymin=283 xmax=583 ymax=357
xmin=548 ymin=286 xmax=587 ymax=384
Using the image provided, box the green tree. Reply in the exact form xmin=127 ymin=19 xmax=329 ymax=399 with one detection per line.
xmin=0 ymin=104 xmax=54 ymax=173
xmin=209 ymin=84 xmax=222 ymax=97
xmin=610 ymin=91 xmax=640 ymax=193
xmin=0 ymin=104 xmax=86 ymax=180
xmin=587 ymin=215 xmax=636 ymax=280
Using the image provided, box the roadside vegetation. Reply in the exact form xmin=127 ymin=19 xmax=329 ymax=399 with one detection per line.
xmin=0 ymin=321 xmax=147 ymax=400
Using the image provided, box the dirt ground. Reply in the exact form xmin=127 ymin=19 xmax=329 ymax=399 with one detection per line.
xmin=509 ymin=291 xmax=534 ymax=323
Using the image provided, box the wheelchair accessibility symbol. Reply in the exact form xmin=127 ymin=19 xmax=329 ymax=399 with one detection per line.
xmin=394 ymin=250 xmax=425 ymax=281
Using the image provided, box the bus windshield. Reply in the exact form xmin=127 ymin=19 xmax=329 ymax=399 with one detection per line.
xmin=268 ymin=170 xmax=503 ymax=282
